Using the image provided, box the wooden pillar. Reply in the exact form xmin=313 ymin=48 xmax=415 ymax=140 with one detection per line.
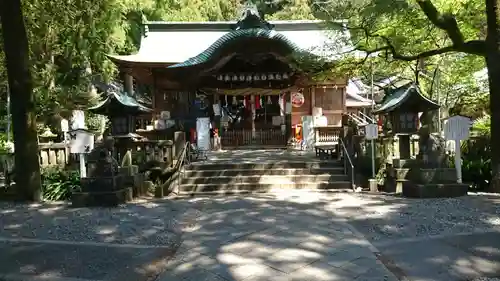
xmin=285 ymin=91 xmax=292 ymax=144
xmin=214 ymin=93 xmax=221 ymax=150
xmin=152 ymin=69 xmax=158 ymax=122
xmin=124 ymin=72 xmax=133 ymax=95
xmin=251 ymin=94 xmax=256 ymax=139
xmin=311 ymin=86 xmax=316 ymax=114
xmin=173 ymin=131 xmax=186 ymax=160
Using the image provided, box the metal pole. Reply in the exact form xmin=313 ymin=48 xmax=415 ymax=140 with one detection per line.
xmin=370 ymin=62 xmax=376 ymax=178
xmin=371 ymin=62 xmax=375 ymax=113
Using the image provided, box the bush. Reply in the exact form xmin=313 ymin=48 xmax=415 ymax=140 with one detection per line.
xmin=41 ymin=166 xmax=81 ymax=201
xmin=461 ymin=136 xmax=491 ymax=191
xmin=461 ymin=116 xmax=491 ymax=191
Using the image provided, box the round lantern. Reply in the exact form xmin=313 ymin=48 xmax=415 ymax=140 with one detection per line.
xmin=291 ymin=92 xmax=305 ymax=108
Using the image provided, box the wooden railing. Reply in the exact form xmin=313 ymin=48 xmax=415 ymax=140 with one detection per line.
xmin=315 ymin=126 xmax=341 ymax=145
xmin=221 ymin=129 xmax=286 ymax=147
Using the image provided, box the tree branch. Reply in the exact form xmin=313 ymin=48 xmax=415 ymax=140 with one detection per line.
xmin=323 ymin=2 xmax=486 ymax=62
xmin=416 ymin=0 xmax=464 ymax=45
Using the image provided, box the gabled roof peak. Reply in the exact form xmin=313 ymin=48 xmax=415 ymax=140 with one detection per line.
xmin=232 ymin=2 xmax=274 ymax=30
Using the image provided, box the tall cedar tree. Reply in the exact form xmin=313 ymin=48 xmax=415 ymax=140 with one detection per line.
xmin=0 ymin=0 xmax=42 ymax=201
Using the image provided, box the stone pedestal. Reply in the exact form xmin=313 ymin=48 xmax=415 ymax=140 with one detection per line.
xmin=368 ymin=179 xmax=378 ymax=192
xmin=71 ymin=143 xmax=133 ymax=207
xmin=73 ymin=176 xmax=132 ymax=207
xmin=403 ymin=183 xmax=468 ymax=198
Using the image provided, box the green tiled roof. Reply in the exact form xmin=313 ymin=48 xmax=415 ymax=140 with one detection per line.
xmin=373 ymin=83 xmax=439 ymax=114
xmin=168 ymin=28 xmax=301 ymax=68
xmin=89 ymin=92 xmax=152 ymax=116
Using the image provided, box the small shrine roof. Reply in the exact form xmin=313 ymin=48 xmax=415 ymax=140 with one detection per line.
xmin=89 ymin=92 xmax=152 ymax=116
xmin=373 ymin=83 xmax=439 ymax=114
xmin=346 ymin=93 xmax=372 ymax=108
xmin=346 ymin=79 xmax=373 ymax=108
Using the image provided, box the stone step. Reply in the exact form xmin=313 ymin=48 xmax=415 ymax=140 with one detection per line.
xmin=178 ymin=181 xmax=353 ymax=194
xmin=183 ymin=167 xmax=344 ymax=177
xmin=180 ymin=174 xmax=349 ymax=185
xmin=187 ymin=161 xmax=343 ymax=171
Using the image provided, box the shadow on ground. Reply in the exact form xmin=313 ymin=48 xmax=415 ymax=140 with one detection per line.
xmin=1 ymin=191 xmax=500 ymax=280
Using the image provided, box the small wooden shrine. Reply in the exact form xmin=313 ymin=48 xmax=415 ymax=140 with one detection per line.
xmin=374 ymin=83 xmax=439 ymax=160
xmin=88 ymin=91 xmax=152 ymax=137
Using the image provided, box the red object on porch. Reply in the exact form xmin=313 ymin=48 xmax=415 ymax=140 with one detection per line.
xmin=244 ymin=95 xmax=250 ymax=108
xmin=293 ymin=125 xmax=302 ymax=141
xmin=190 ymin=128 xmax=196 ymax=143
xmin=255 ymin=95 xmax=261 ymax=109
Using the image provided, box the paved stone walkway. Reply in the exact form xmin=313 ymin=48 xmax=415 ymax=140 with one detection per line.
xmin=158 ymin=191 xmax=398 ymax=281
xmin=6 ymin=191 xmax=500 ymax=280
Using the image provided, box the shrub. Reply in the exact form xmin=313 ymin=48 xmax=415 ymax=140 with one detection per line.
xmin=461 ymin=115 xmax=491 ymax=191
xmin=41 ymin=166 xmax=80 ymax=201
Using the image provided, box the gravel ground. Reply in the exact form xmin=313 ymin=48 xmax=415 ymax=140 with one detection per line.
xmin=2 ymin=192 xmax=500 ymax=246
xmin=331 ymin=193 xmax=500 ymax=243
xmin=0 ymin=199 xmax=204 ymax=246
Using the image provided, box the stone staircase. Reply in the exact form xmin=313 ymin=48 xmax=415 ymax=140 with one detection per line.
xmin=177 ymin=157 xmax=351 ymax=195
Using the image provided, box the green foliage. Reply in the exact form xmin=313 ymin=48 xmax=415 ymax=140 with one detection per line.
xmin=458 ymin=115 xmax=491 ymax=191
xmin=41 ymin=166 xmax=80 ymax=201
xmin=471 ymin=114 xmax=491 ymax=136
xmin=308 ymin=0 xmax=487 ymax=114
xmin=0 ymin=133 xmax=13 ymax=154
xmin=85 ymin=112 xmax=107 ymax=134
xmin=461 ymin=136 xmax=491 ymax=191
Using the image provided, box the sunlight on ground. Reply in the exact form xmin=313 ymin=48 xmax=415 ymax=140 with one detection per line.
xmin=95 ymin=226 xmax=117 ymax=235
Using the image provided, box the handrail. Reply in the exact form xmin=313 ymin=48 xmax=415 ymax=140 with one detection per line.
xmin=359 ymin=112 xmax=375 ymax=123
xmin=339 ymin=137 xmax=356 ymax=191
xmin=347 ymin=113 xmax=368 ymax=126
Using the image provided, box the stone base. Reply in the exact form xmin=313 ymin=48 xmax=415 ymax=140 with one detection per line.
xmin=368 ymin=179 xmax=378 ymax=192
xmin=71 ymin=187 xmax=133 ymax=207
xmin=0 ymin=184 xmax=22 ymax=201
xmin=383 ymin=179 xmax=404 ymax=193
xmin=403 ymin=183 xmax=468 ymax=198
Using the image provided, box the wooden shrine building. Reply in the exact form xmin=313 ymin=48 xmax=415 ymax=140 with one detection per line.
xmin=108 ymin=6 xmax=369 ymax=148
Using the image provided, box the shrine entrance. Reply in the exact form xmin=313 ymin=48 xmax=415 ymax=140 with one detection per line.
xmin=217 ymin=92 xmax=287 ymax=148
xmin=109 ymin=5 xmax=352 ymax=150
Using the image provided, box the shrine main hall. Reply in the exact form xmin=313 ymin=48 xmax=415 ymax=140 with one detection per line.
xmin=108 ymin=7 xmax=371 ymax=148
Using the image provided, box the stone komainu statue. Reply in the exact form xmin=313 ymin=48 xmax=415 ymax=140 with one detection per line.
xmin=83 ymin=137 xmax=121 ymax=192
xmin=417 ymin=126 xmax=447 ymax=168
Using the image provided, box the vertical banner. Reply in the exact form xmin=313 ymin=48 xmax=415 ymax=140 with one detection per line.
xmin=196 ymin=117 xmax=211 ymax=151
xmin=301 ymin=116 xmax=314 ymax=149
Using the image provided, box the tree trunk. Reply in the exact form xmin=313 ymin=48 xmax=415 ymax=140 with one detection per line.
xmin=0 ymin=0 xmax=42 ymax=201
xmin=485 ymin=0 xmax=500 ymax=192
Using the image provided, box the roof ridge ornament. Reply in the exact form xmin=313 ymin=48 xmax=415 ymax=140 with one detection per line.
xmin=232 ymin=1 xmax=274 ymax=30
